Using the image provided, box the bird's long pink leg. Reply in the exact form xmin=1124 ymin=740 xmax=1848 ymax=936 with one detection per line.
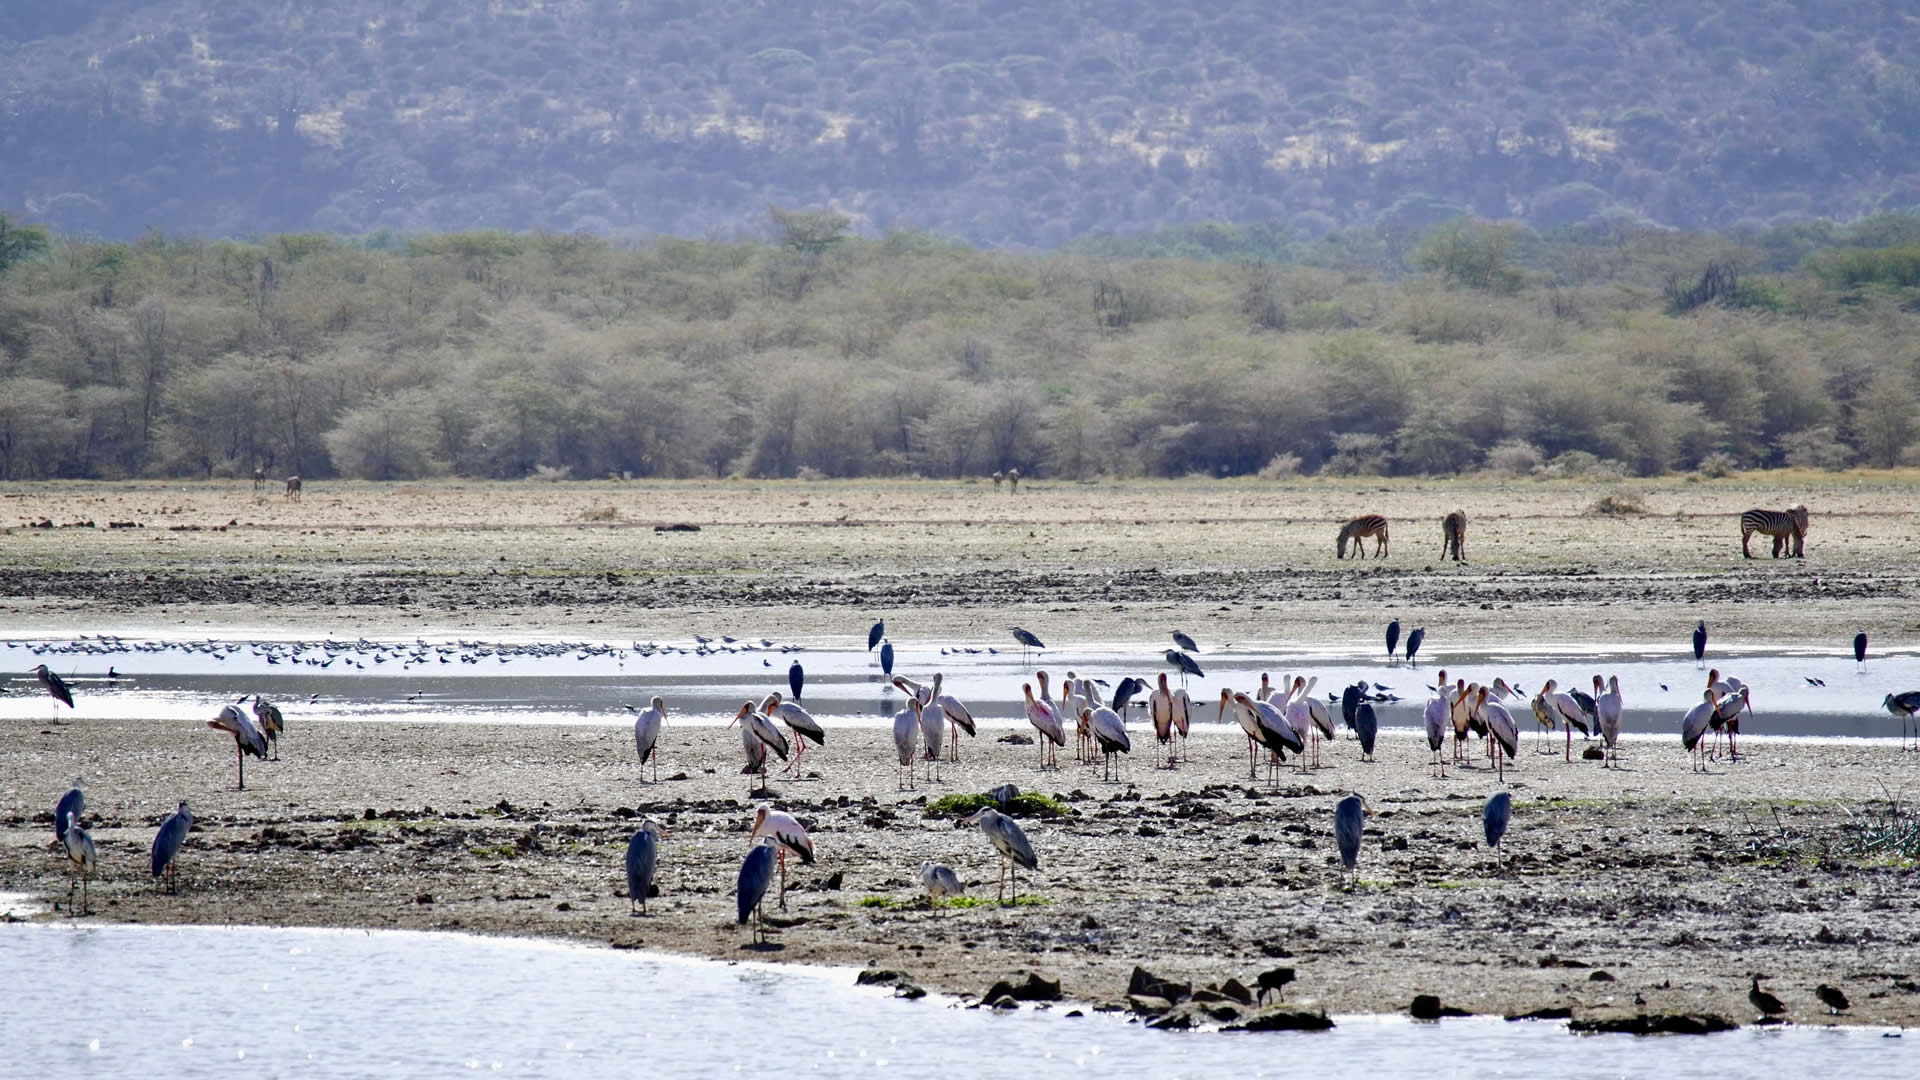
xmin=236 ymin=740 xmax=246 ymax=790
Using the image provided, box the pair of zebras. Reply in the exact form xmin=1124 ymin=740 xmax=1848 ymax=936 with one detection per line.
xmin=1334 ymin=505 xmax=1809 ymax=561
xmin=1334 ymin=512 xmax=1467 ymax=561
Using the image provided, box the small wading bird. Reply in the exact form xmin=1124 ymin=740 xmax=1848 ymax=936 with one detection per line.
xmin=736 ymin=841 xmax=778 ymax=945
xmin=33 ymin=664 xmax=75 ymax=715
xmin=750 ymin=805 xmax=815 ymax=910
xmin=628 ymin=697 xmax=666 ymax=781
xmin=1483 ymin=791 xmax=1511 ymax=871
xmin=963 ymin=807 xmax=1037 ymax=904
xmin=151 ymin=801 xmax=192 ymax=893
xmin=53 ymin=778 xmax=84 ymax=848
xmin=209 ymin=703 xmax=269 ymax=790
xmin=1884 ymin=691 xmax=1920 ymax=751
xmin=62 ymin=811 xmax=96 ymax=916
xmin=1022 ymin=683 xmax=1065 ymax=770
xmin=1332 ymin=793 xmax=1372 ymax=888
xmin=252 ymin=695 xmax=285 ymax=759
xmin=625 ymin=819 xmax=668 ymax=915
xmin=761 ymin=692 xmax=826 ymax=774
xmin=920 ymin=861 xmax=964 ymax=908
xmin=893 ymin=698 xmax=921 ymax=790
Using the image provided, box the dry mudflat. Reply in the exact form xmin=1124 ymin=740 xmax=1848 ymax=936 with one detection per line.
xmin=4 ymin=474 xmax=1920 ymax=1026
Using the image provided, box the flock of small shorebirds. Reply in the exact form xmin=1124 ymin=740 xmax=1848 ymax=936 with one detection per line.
xmin=24 ymin=614 xmax=1917 ymax=1023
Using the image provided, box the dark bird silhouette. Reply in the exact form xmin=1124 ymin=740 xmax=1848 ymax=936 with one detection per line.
xmin=151 ymin=801 xmax=192 ymax=893
xmin=1340 ymin=683 xmax=1363 ymax=732
xmin=32 ymin=664 xmax=74 ymax=710
xmin=1333 ymin=793 xmax=1371 ymax=886
xmin=1404 ymin=627 xmax=1425 ymax=667
xmin=788 ymin=661 xmax=804 ymax=702
xmin=879 ymin=641 xmax=895 ymax=676
xmin=1110 ymin=676 xmax=1148 ymax=717
xmin=1354 ymin=701 xmax=1378 ymax=761
xmin=1011 ymin=626 xmax=1045 ymax=662
xmin=1386 ymin=619 xmax=1401 ymax=659
xmin=1172 ymin=630 xmax=1199 ymax=654
xmin=1748 ymin=976 xmax=1786 ymax=1021
xmin=1693 ymin=621 xmax=1708 ymax=667
xmin=1164 ymin=649 xmax=1204 ymax=681
xmin=1483 ymin=791 xmax=1512 ymax=853
xmin=1884 ymin=690 xmax=1920 ymax=751
xmin=736 ymin=841 xmax=778 ymax=944
xmin=625 ymin=820 xmax=666 ymax=915
xmin=868 ymin=620 xmax=885 ymax=651
xmin=1853 ymin=631 xmax=1867 ymax=670
xmin=53 ymin=779 xmax=84 ymax=846
xmin=1815 ymin=984 xmax=1850 ymax=1015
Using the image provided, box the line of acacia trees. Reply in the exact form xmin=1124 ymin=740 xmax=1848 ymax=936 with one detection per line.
xmin=0 ymin=209 xmax=1917 ymax=483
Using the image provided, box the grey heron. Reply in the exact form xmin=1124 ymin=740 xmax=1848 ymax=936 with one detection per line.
xmin=1340 ymin=683 xmax=1363 ymax=734
xmin=1404 ymin=627 xmax=1425 ymax=667
xmin=1483 ymin=791 xmax=1511 ymax=870
xmin=1693 ymin=621 xmax=1707 ymax=667
xmin=1164 ymin=649 xmax=1203 ymax=686
xmin=252 ymin=695 xmax=285 ymax=759
xmin=62 ymin=811 xmax=96 ymax=916
xmin=788 ymin=661 xmax=804 ymax=702
xmin=32 ymin=664 xmax=74 ymax=713
xmin=1682 ymin=689 xmax=1716 ymax=772
xmin=1355 ymin=701 xmax=1378 ymax=761
xmin=1022 ymin=683 xmax=1065 ymax=769
xmin=920 ymin=861 xmax=965 ymax=908
xmin=1883 ymin=691 xmax=1920 ymax=751
xmin=625 ymin=819 xmax=668 ymax=914
xmin=209 ymin=703 xmax=269 ymax=790
xmin=868 ymin=621 xmax=886 ymax=652
xmin=879 ymin=641 xmax=894 ymax=676
xmin=751 ymin=805 xmax=815 ymax=909
xmin=1010 ymin=627 xmax=1045 ymax=663
xmin=1172 ymin=630 xmax=1199 ymax=654
xmin=928 ymin=673 xmax=976 ymax=762
xmin=737 ymin=840 xmax=778 ymax=944
xmin=151 ymin=800 xmax=192 ymax=893
xmin=964 ymin=807 xmax=1037 ymax=904
xmin=1386 ymin=619 xmax=1401 ymax=660
xmin=627 ymin=697 xmax=666 ymax=781
xmin=1748 ymin=975 xmax=1786 ymax=1021
xmin=893 ymin=698 xmax=921 ymax=790
xmin=1088 ymin=704 xmax=1130 ymax=781
xmin=1332 ymin=793 xmax=1372 ymax=887
xmin=53 ymin=778 xmax=83 ymax=847
xmin=1853 ymin=631 xmax=1868 ymax=671
xmin=762 ymin=693 xmax=826 ymax=774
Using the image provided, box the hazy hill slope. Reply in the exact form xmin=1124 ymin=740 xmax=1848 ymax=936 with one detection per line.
xmin=2 ymin=1 xmax=1917 ymax=244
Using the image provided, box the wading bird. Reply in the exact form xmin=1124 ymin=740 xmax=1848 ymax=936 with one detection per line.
xmin=1815 ymin=984 xmax=1850 ymax=1016
xmin=1748 ymin=976 xmax=1786 ymax=1022
xmin=1386 ymin=619 xmax=1401 ymax=661
xmin=1355 ymin=701 xmax=1379 ymax=761
xmin=964 ymin=807 xmax=1037 ymax=904
xmin=1404 ymin=627 xmax=1425 ymax=667
xmin=762 ymin=693 xmax=827 ymax=774
xmin=787 ymin=661 xmax=804 ymax=702
xmin=920 ymin=861 xmax=964 ymax=907
xmin=1150 ymin=674 xmax=1177 ymax=767
xmin=625 ymin=819 xmax=668 ymax=914
xmin=61 ymin=811 xmax=96 ymax=916
xmin=628 ymin=697 xmax=666 ymax=781
xmin=1011 ymin=627 xmax=1045 ymax=663
xmin=1682 ymin=689 xmax=1717 ymax=772
xmin=868 ymin=620 xmax=886 ymax=652
xmin=1332 ymin=793 xmax=1372 ymax=887
xmin=251 ymin=695 xmax=285 ymax=759
xmin=1884 ymin=691 xmax=1920 ymax=751
xmin=1477 ymin=687 xmax=1519 ymax=782
xmin=151 ymin=800 xmax=192 ymax=893
xmin=1535 ymin=680 xmax=1589 ymax=761
xmin=1483 ymin=791 xmax=1512 ymax=868
xmin=927 ymin=673 xmax=977 ymax=761
xmin=1853 ymin=631 xmax=1867 ymax=671
xmin=729 ymin=702 xmax=789 ymax=794
xmin=1164 ymin=649 xmax=1204 ymax=687
xmin=917 ymin=693 xmax=946 ymax=781
xmin=880 ymin=641 xmax=894 ymax=676
xmin=53 ymin=778 xmax=83 ymax=848
xmin=736 ymin=841 xmax=778 ymax=944
xmin=1022 ymin=683 xmax=1065 ymax=769
xmin=1693 ymin=621 xmax=1708 ymax=667
xmin=1712 ymin=685 xmax=1751 ymax=761
xmin=893 ymin=698 xmax=921 ymax=790
xmin=209 ymin=703 xmax=269 ymax=790
xmin=1221 ymin=688 xmax=1263 ymax=777
xmin=1240 ymin=692 xmax=1305 ymax=785
xmin=1596 ymin=676 xmax=1624 ymax=768
xmin=750 ymin=805 xmax=815 ymax=910
xmin=32 ymin=664 xmax=74 ymax=714
xmin=1088 ymin=704 xmax=1131 ymax=781
xmin=1172 ymin=630 xmax=1199 ymax=654
xmin=1170 ymin=684 xmax=1192 ymax=763
xmin=1301 ymin=676 xmax=1337 ymax=768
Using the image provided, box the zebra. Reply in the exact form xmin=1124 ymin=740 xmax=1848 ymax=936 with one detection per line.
xmin=1336 ymin=514 xmax=1389 ymax=559
xmin=1740 ymin=505 xmax=1807 ymax=559
xmin=1440 ymin=509 xmax=1467 ymax=562
xmin=284 ymin=475 xmax=303 ymax=499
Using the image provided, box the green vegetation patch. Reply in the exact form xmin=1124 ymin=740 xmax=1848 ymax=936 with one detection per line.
xmin=923 ymin=792 xmax=1074 ymax=820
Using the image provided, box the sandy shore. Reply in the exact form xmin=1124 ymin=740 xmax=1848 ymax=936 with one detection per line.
xmin=5 ymin=714 xmax=1917 ymax=1026
xmin=5 ymin=476 xmax=1920 ymax=1026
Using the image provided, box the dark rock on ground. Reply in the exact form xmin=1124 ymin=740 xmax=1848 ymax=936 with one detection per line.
xmin=1224 ymin=1008 xmax=1336 ymax=1032
xmin=1568 ymin=1013 xmax=1739 ymax=1036
xmin=1129 ymin=965 xmax=1190 ymax=1003
xmin=1505 ymin=1006 xmax=1575 ymax=1021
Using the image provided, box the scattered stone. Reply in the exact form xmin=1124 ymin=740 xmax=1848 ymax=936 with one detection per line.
xmin=1224 ymin=1008 xmax=1335 ymax=1032
xmin=822 ymin=871 xmax=844 ymax=890
xmin=1582 ymin=745 xmax=1605 ymax=761
xmin=894 ymin=984 xmax=927 ymax=1000
xmin=1410 ymin=994 xmax=1472 ymax=1020
xmin=1568 ymin=1014 xmax=1738 ymax=1036
xmin=1080 ymin=914 xmax=1101 ymax=930
xmin=1589 ymin=970 xmax=1616 ymax=983
xmin=1128 ymin=965 xmax=1190 ymax=1004
xmin=857 ymin=969 xmax=911 ymax=987
xmin=1505 ymin=1007 xmax=1574 ymax=1021
xmin=414 ymin=893 xmax=434 ymax=904
xmin=997 ymin=733 xmax=1035 ymax=745
xmin=1218 ymin=978 xmax=1255 ymax=1006
xmin=1127 ymin=994 xmax=1174 ymax=1017
xmin=654 ymin=523 xmax=700 ymax=532
xmin=1010 ymin=971 xmax=1063 ymax=1002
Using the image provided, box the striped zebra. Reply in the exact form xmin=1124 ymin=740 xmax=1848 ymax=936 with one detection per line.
xmin=1336 ymin=514 xmax=1390 ymax=559
xmin=1740 ymin=505 xmax=1808 ymax=559
xmin=1440 ymin=509 xmax=1467 ymax=562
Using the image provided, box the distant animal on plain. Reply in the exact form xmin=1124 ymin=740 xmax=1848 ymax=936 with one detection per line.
xmin=1740 ymin=505 xmax=1808 ymax=559
xmin=991 ymin=471 xmax=1004 ymax=490
xmin=1007 ymin=467 xmax=1021 ymax=493
xmin=1336 ymin=514 xmax=1389 ymax=559
xmin=252 ymin=467 xmax=267 ymax=491
xmin=284 ymin=475 xmax=302 ymax=498
xmin=1441 ymin=509 xmax=1467 ymax=561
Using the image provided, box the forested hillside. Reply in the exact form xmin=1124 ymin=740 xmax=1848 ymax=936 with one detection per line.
xmin=3 ymin=1 xmax=1918 ymax=246
xmin=1 ymin=212 xmax=1917 ymax=483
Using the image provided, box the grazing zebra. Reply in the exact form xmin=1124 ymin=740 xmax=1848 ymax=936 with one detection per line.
xmin=284 ymin=475 xmax=302 ymax=499
xmin=1739 ymin=505 xmax=1808 ymax=559
xmin=1336 ymin=514 xmax=1389 ymax=559
xmin=1440 ymin=509 xmax=1467 ymax=561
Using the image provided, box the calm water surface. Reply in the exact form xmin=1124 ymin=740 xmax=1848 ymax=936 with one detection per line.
xmin=0 ymin=924 xmax=1905 ymax=1080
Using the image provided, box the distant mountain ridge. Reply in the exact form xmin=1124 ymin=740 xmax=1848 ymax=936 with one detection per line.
xmin=2 ymin=0 xmax=1916 ymax=245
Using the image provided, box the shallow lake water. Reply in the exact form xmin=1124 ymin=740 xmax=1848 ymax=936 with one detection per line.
xmin=0 ymin=923 xmax=1905 ymax=1080
xmin=3 ymin=634 xmax=1914 ymax=741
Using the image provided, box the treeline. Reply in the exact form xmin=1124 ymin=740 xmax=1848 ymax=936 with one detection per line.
xmin=0 ymin=212 xmax=1917 ymax=483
